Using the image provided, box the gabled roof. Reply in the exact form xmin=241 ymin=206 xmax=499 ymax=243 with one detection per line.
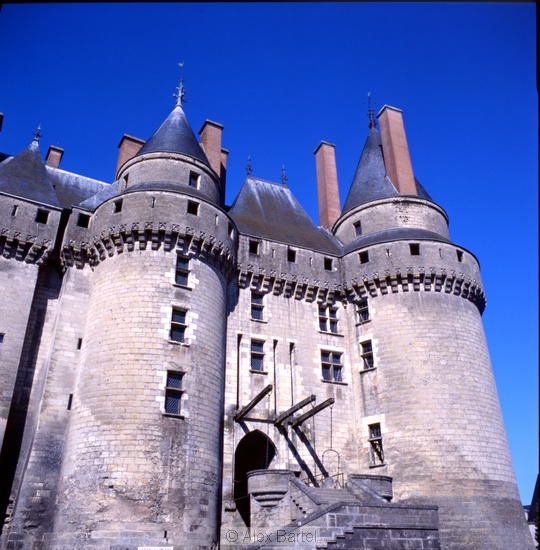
xmin=136 ymin=105 xmax=210 ymax=166
xmin=0 ymin=141 xmax=61 ymax=208
xmin=342 ymin=127 xmax=398 ymax=214
xmin=229 ymin=176 xmax=341 ymax=254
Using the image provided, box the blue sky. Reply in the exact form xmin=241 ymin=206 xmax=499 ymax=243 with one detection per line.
xmin=0 ymin=3 xmax=537 ymax=504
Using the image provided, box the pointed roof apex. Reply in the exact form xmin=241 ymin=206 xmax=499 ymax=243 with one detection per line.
xmin=33 ymin=124 xmax=43 ymax=142
xmin=135 ymin=105 xmax=210 ymax=166
xmin=173 ymin=62 xmax=187 ymax=107
xmin=367 ymin=92 xmax=377 ymax=129
xmin=0 ymin=140 xmax=60 ymax=208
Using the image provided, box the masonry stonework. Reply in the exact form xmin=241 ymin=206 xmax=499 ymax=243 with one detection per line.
xmin=0 ymin=95 xmax=532 ymax=549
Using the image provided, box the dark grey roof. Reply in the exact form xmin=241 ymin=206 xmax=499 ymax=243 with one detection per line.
xmin=0 ymin=141 xmax=61 ymax=208
xmin=343 ymin=227 xmax=451 ymax=254
xmin=342 ymin=127 xmax=399 ymax=214
xmin=136 ymin=105 xmax=210 ymax=166
xmin=342 ymin=127 xmax=434 ymax=214
xmin=229 ymin=176 xmax=342 ymax=254
xmin=78 ymin=181 xmax=120 ymax=211
xmin=47 ymin=167 xmax=108 ymax=209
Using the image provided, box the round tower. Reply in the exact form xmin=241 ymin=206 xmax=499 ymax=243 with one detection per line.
xmin=56 ymin=97 xmax=236 ymax=548
xmin=336 ymin=105 xmax=532 ymax=549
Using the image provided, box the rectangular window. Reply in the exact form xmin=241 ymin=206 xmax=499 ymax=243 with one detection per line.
xmin=356 ymin=299 xmax=369 ymax=323
xmin=189 ymin=171 xmax=199 ymax=188
xmin=368 ymin=423 xmax=384 ymax=466
xmin=456 ymin=250 xmax=464 ymax=262
xmin=409 ymin=243 xmax=420 ymax=256
xmin=324 ymin=257 xmax=333 ymax=271
xmin=0 ymin=333 xmax=4 ymax=344
xmin=35 ymin=209 xmax=49 ymax=224
xmin=361 ymin=340 xmax=374 ymax=370
xmin=11 ymin=205 xmax=18 ymax=217
xmin=170 ymin=308 xmax=187 ymax=343
xmin=250 ymin=340 xmax=265 ymax=371
xmin=287 ymin=248 xmax=297 ymax=263
xmin=321 ymin=350 xmax=342 ymax=382
xmin=187 ymin=200 xmax=199 ymax=215
xmin=251 ymin=291 xmax=264 ymax=321
xmin=319 ymin=305 xmax=339 ymax=333
xmin=175 ymin=255 xmax=190 ymax=286
xmin=77 ymin=213 xmax=90 ymax=228
xmin=113 ymin=199 xmax=123 ymax=213
xmin=165 ymin=371 xmax=184 ymax=416
xmin=353 ymin=221 xmax=362 ymax=236
xmin=359 ymin=251 xmax=369 ymax=264
xmin=249 ymin=240 xmax=260 ymax=255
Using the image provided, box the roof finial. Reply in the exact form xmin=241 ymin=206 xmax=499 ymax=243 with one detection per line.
xmin=366 ymin=91 xmax=377 ymax=129
xmin=246 ymin=155 xmax=252 ymax=176
xmin=174 ymin=61 xmax=187 ymax=107
xmin=281 ymin=165 xmax=287 ymax=185
xmin=33 ymin=124 xmax=42 ymax=142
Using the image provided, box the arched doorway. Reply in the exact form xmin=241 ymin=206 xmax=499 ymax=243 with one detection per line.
xmin=234 ymin=430 xmax=276 ymax=526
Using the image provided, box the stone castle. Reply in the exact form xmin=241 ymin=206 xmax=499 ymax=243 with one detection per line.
xmin=0 ymin=86 xmax=533 ymax=549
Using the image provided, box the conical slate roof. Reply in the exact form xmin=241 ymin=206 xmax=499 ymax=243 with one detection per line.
xmin=342 ymin=126 xmax=399 ymax=214
xmin=229 ymin=176 xmax=341 ymax=254
xmin=0 ymin=140 xmax=61 ymax=208
xmin=136 ymin=105 xmax=210 ymax=166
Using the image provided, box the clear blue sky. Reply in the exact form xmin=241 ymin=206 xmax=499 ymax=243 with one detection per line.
xmin=0 ymin=3 xmax=537 ymax=504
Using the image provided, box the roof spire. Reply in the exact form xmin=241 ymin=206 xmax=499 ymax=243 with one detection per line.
xmin=366 ymin=92 xmax=377 ymax=129
xmin=246 ymin=155 xmax=252 ymax=176
xmin=174 ymin=61 xmax=187 ymax=107
xmin=33 ymin=124 xmax=42 ymax=142
xmin=281 ymin=165 xmax=287 ymax=185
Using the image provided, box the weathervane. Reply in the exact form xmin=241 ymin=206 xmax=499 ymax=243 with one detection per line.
xmin=33 ymin=124 xmax=42 ymax=142
xmin=246 ymin=155 xmax=252 ymax=176
xmin=281 ymin=165 xmax=287 ymax=185
xmin=174 ymin=61 xmax=187 ymax=106
xmin=366 ymin=91 xmax=377 ymax=129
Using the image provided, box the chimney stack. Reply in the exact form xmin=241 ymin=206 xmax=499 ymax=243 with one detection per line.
xmin=199 ymin=120 xmax=224 ymax=176
xmin=314 ymin=141 xmax=341 ymax=228
xmin=377 ymin=105 xmax=417 ymax=195
xmin=46 ymin=145 xmax=64 ymax=168
xmin=116 ymin=134 xmax=145 ymax=179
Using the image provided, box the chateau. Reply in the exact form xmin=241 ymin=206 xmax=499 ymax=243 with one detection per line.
xmin=0 ymin=86 xmax=533 ymax=549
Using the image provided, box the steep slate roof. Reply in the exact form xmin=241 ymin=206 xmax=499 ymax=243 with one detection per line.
xmin=47 ymin=167 xmax=109 ymax=210
xmin=342 ymin=126 xmax=433 ymax=215
xmin=136 ymin=105 xmax=210 ymax=166
xmin=229 ymin=176 xmax=341 ymax=254
xmin=0 ymin=141 xmax=61 ymax=208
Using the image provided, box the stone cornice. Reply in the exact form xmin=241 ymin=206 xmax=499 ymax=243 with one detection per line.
xmin=0 ymin=228 xmax=54 ymax=265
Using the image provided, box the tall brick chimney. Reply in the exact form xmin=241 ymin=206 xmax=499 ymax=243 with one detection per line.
xmin=46 ymin=145 xmax=64 ymax=168
xmin=116 ymin=134 xmax=145 ymax=179
xmin=314 ymin=141 xmax=341 ymax=228
xmin=377 ymin=105 xmax=417 ymax=195
xmin=199 ymin=120 xmax=224 ymax=176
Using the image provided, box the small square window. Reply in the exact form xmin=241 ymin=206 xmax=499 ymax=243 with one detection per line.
xmin=321 ymin=350 xmax=343 ymax=382
xmin=165 ymin=371 xmax=184 ymax=416
xmin=359 ymin=251 xmax=369 ymax=264
xmin=456 ymin=250 xmax=464 ymax=262
xmin=288 ymin=248 xmax=297 ymax=263
xmin=361 ymin=340 xmax=374 ymax=370
xmin=251 ymin=291 xmax=264 ymax=321
xmin=368 ymin=423 xmax=384 ymax=466
xmin=113 ymin=199 xmax=123 ymax=213
xmin=353 ymin=221 xmax=362 ymax=237
xmin=35 ymin=209 xmax=49 ymax=224
xmin=77 ymin=213 xmax=90 ymax=228
xmin=249 ymin=240 xmax=260 ymax=255
xmin=175 ymin=255 xmax=190 ymax=286
xmin=409 ymin=243 xmax=420 ymax=256
xmin=356 ymin=299 xmax=369 ymax=323
xmin=250 ymin=340 xmax=265 ymax=371
xmin=189 ymin=171 xmax=199 ymax=188
xmin=319 ymin=305 xmax=339 ymax=334
xmin=187 ymin=201 xmax=199 ymax=215
xmin=324 ymin=257 xmax=333 ymax=271
xmin=170 ymin=308 xmax=188 ymax=343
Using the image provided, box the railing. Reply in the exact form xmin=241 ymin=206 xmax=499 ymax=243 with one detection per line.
xmin=301 ymin=471 xmax=345 ymax=489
